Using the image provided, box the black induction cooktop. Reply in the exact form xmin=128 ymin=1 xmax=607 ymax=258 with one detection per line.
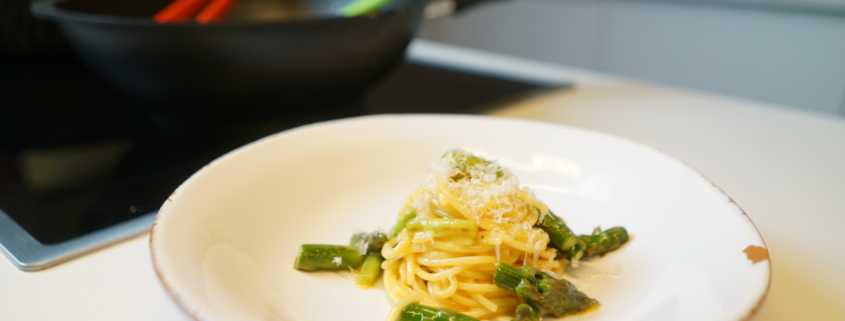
xmin=0 ymin=50 xmax=564 ymax=270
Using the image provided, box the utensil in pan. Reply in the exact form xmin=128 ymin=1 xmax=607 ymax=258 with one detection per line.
xmin=30 ymin=0 xmax=489 ymax=109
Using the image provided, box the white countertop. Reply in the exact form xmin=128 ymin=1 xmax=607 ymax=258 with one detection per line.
xmin=2 ymin=40 xmax=844 ymax=321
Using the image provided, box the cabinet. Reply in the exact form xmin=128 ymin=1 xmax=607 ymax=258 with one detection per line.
xmin=420 ymin=0 xmax=845 ymax=116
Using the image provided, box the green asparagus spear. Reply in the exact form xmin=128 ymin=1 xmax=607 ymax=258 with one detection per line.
xmin=443 ymin=149 xmax=503 ymax=180
xmin=338 ymin=0 xmax=395 ymax=17
xmin=350 ymin=230 xmax=388 ymax=255
xmin=536 ymin=210 xmax=629 ymax=260
xmin=350 ymin=230 xmax=388 ymax=287
xmin=355 ymin=254 xmax=384 ymax=288
xmin=293 ymin=244 xmax=363 ymax=271
xmin=405 ymin=218 xmax=478 ymax=239
xmin=391 ymin=207 xmax=417 ymax=238
xmin=535 ymin=210 xmax=586 ymax=261
xmin=493 ymin=263 xmax=599 ymax=318
xmin=396 ymin=303 xmax=479 ymax=321
xmin=580 ymin=226 xmax=629 ymax=258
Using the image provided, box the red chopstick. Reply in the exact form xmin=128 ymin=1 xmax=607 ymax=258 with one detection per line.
xmin=153 ymin=0 xmax=211 ymax=23
xmin=195 ymin=0 xmax=241 ymax=23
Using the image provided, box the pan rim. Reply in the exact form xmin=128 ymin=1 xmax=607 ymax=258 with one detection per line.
xmin=30 ymin=0 xmax=423 ymax=27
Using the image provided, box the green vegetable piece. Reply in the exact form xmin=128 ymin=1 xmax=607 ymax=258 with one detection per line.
xmin=350 ymin=230 xmax=388 ymax=255
xmin=535 ymin=210 xmax=587 ymax=261
xmin=294 ymin=244 xmax=362 ymax=271
xmin=355 ymin=254 xmax=384 ymax=288
xmin=580 ymin=226 xmax=629 ymax=258
xmin=443 ymin=149 xmax=503 ymax=180
xmin=513 ymin=303 xmax=540 ymax=321
xmin=391 ymin=207 xmax=417 ymax=238
xmin=493 ymin=263 xmax=599 ymax=318
xmin=536 ymin=209 xmax=629 ymax=260
xmin=405 ymin=218 xmax=478 ymax=239
xmin=338 ymin=0 xmax=395 ymax=17
xmin=397 ymin=303 xmax=479 ymax=321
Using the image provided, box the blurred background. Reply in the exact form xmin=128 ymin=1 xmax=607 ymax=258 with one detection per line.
xmin=418 ymin=0 xmax=845 ymax=117
xmin=2 ymin=0 xmax=842 ymax=250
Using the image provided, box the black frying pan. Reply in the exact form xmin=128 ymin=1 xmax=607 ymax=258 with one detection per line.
xmin=30 ymin=0 xmax=487 ymax=108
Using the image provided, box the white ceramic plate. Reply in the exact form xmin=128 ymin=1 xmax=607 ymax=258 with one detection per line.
xmin=150 ymin=114 xmax=770 ymax=321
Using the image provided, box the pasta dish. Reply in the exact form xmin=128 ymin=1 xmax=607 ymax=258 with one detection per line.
xmin=294 ymin=148 xmax=629 ymax=321
xmin=381 ymin=149 xmax=562 ymax=319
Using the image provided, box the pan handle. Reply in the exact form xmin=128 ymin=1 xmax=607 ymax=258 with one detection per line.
xmin=423 ymin=0 xmax=499 ymax=20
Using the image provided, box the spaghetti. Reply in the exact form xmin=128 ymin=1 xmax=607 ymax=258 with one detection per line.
xmin=381 ymin=149 xmax=568 ymax=319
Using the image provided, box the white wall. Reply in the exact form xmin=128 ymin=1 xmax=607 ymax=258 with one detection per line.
xmin=419 ymin=0 xmax=845 ymax=116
